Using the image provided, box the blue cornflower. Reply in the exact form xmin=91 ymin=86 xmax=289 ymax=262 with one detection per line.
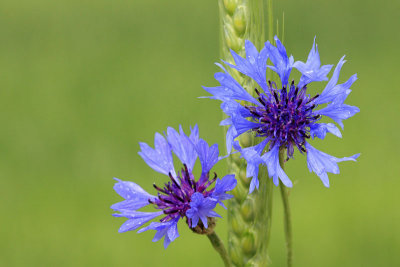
xmin=111 ymin=125 xmax=237 ymax=248
xmin=203 ymin=36 xmax=360 ymax=191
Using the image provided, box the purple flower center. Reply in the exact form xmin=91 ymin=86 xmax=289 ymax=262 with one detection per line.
xmin=149 ymin=164 xmax=217 ymax=224
xmin=245 ymin=80 xmax=321 ymax=159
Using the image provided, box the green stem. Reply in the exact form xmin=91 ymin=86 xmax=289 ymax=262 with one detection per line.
xmin=279 ymin=149 xmax=293 ymax=267
xmin=207 ymin=231 xmax=232 ymax=267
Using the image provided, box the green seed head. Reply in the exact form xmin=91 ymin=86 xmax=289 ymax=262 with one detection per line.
xmin=224 ymin=24 xmax=242 ymax=52
xmin=223 ymin=0 xmax=238 ymax=15
xmin=239 ymin=169 xmax=250 ymax=186
xmin=233 ymin=5 xmax=247 ymax=35
xmin=240 ymin=199 xmax=255 ymax=221
xmin=241 ymin=231 xmax=256 ymax=255
xmin=231 ymin=182 xmax=248 ymax=203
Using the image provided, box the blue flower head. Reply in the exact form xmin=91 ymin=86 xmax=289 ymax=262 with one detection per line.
xmin=203 ymin=36 xmax=360 ymax=190
xmin=111 ymin=125 xmax=237 ymax=248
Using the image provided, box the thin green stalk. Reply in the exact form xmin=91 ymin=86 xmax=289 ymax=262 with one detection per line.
xmin=207 ymin=231 xmax=232 ymax=267
xmin=279 ymin=149 xmax=293 ymax=267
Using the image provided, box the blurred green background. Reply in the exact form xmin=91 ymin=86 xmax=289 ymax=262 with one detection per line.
xmin=1 ymin=0 xmax=399 ymax=266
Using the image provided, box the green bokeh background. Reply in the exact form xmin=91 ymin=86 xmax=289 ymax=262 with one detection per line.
xmin=1 ymin=0 xmax=399 ymax=266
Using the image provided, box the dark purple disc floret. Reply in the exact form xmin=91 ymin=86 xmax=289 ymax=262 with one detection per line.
xmin=246 ymin=80 xmax=321 ymax=160
xmin=150 ymin=164 xmax=217 ymax=227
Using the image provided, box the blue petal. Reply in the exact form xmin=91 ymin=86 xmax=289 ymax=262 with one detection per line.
xmin=315 ymin=56 xmax=345 ymax=104
xmin=167 ymin=220 xmax=179 ymax=243
xmin=195 ymin=139 xmax=219 ymax=175
xmin=211 ymin=174 xmax=237 ymax=205
xmin=186 ymin=193 xmax=220 ymax=228
xmin=332 ymin=88 xmax=352 ymax=105
xmin=293 ymin=37 xmax=333 ymax=87
xmin=111 ymin=199 xmax=151 ymax=212
xmin=265 ymin=36 xmax=294 ymax=86
xmin=324 ymin=73 xmax=357 ymax=105
xmin=221 ymin=100 xmax=252 ymax=118
xmin=187 ymin=211 xmax=199 ymax=229
xmin=310 ymin=123 xmax=342 ymax=139
xmin=225 ymin=125 xmax=237 ymax=155
xmin=316 ymin=103 xmax=360 ymax=128
xmin=163 ymin=236 xmax=172 ymax=249
xmin=305 ymin=142 xmax=360 ymax=187
xmin=166 ymin=126 xmax=197 ymax=170
xmin=151 ymin=225 xmax=167 ymax=242
xmin=220 ymin=117 xmax=231 ymax=126
xmin=213 ymin=174 xmax=237 ymax=196
xmin=189 ymin=124 xmax=199 ymax=146
xmin=111 ymin=178 xmax=155 ymax=211
xmin=114 ymin=211 xmax=163 ymax=233
xmin=249 ymin=175 xmax=259 ymax=194
xmin=202 ymin=64 xmax=259 ymax=105
xmin=138 ymin=217 xmax=180 ymax=249
xmin=112 ymin=178 xmax=154 ymax=200
xmin=231 ymin=115 xmax=262 ymax=136
xmin=261 ymin=143 xmax=293 ymax=187
xmin=246 ymin=156 xmax=261 ymax=193
xmin=220 ymin=100 xmax=254 ymax=154
xmin=138 ymin=133 xmax=176 ymax=177
xmin=233 ymin=139 xmax=269 ymax=193
xmin=222 ymin=40 xmax=269 ymax=91
xmin=315 ymin=56 xmax=357 ymax=105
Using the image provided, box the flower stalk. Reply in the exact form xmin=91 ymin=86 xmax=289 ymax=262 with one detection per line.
xmin=218 ymin=0 xmax=274 ymax=266
xmin=279 ymin=148 xmax=293 ymax=267
xmin=207 ymin=231 xmax=232 ymax=267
